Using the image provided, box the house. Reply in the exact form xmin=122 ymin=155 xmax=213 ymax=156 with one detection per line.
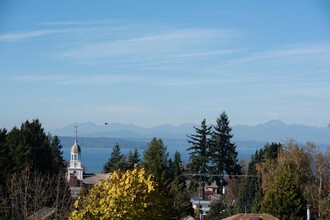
xmin=191 ymin=198 xmax=210 ymax=219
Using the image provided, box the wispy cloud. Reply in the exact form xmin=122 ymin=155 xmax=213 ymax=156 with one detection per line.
xmin=0 ymin=28 xmax=92 ymax=42
xmin=11 ymin=75 xmax=65 ymax=82
xmin=0 ymin=29 xmax=65 ymax=41
xmin=10 ymin=74 xmax=142 ymax=85
xmin=228 ymin=44 xmax=330 ymax=65
xmin=10 ymin=73 xmax=242 ymax=87
xmin=61 ymin=28 xmax=237 ymax=63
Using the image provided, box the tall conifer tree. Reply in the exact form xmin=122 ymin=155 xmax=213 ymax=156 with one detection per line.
xmin=103 ymin=143 xmax=126 ymax=173
xmin=187 ymin=119 xmax=212 ymax=200
xmin=142 ymin=138 xmax=169 ymax=184
xmin=210 ymin=112 xmax=241 ymax=194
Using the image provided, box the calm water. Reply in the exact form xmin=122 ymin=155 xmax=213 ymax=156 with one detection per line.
xmin=62 ymin=147 xmax=256 ymax=173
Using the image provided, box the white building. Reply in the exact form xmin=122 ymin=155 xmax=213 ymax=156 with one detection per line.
xmin=67 ymin=137 xmax=84 ymax=182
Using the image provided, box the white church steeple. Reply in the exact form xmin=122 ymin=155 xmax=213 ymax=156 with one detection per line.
xmin=67 ymin=126 xmax=84 ymax=181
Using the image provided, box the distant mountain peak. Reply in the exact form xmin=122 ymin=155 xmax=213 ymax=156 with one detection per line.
xmin=263 ymin=120 xmax=286 ymax=126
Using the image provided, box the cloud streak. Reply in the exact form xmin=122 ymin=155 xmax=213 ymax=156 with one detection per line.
xmin=60 ymin=28 xmax=237 ymax=64
xmin=0 ymin=29 xmax=69 ymax=41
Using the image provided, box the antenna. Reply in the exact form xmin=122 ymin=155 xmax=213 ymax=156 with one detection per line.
xmin=74 ymin=125 xmax=78 ymax=143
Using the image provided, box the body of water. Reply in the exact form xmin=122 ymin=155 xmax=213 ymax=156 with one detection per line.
xmin=62 ymin=146 xmax=257 ymax=173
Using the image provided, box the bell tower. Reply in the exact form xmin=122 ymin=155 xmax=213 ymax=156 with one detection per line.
xmin=67 ymin=126 xmax=84 ymax=181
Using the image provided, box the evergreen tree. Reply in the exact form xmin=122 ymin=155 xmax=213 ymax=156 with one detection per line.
xmin=126 ymin=147 xmax=140 ymax=170
xmin=261 ymin=171 xmax=306 ymax=219
xmin=169 ymin=151 xmax=192 ymax=218
xmin=0 ymin=120 xmax=72 ymax=219
xmin=187 ymin=119 xmax=212 ymax=200
xmin=103 ymin=143 xmax=126 ymax=173
xmin=50 ymin=135 xmax=65 ymax=173
xmin=6 ymin=119 xmax=60 ymax=174
xmin=210 ymin=111 xmax=241 ymax=194
xmin=141 ymin=138 xmax=173 ymax=217
xmin=142 ymin=138 xmax=169 ymax=184
xmin=236 ymin=143 xmax=281 ymax=213
xmin=0 ymin=129 xmax=12 ymax=187
xmin=171 ymin=151 xmax=186 ymax=184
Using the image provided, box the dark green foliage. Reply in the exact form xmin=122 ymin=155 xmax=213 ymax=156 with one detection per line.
xmin=210 ymin=112 xmax=242 ymax=194
xmin=4 ymin=120 xmax=65 ymax=175
xmin=236 ymin=143 xmax=281 ymax=213
xmin=0 ymin=119 xmax=71 ymax=219
xmin=261 ymin=171 xmax=306 ymax=219
xmin=187 ymin=119 xmax=212 ymax=200
xmin=169 ymin=151 xmax=191 ymax=218
xmin=4 ymin=119 xmax=66 ymax=175
xmin=142 ymin=139 xmax=192 ymax=218
xmin=141 ymin=138 xmax=174 ymax=217
xmin=126 ymin=147 xmax=140 ymax=170
xmin=171 ymin=151 xmax=186 ymax=184
xmin=50 ymin=135 xmax=65 ymax=173
xmin=142 ymin=138 xmax=169 ymax=184
xmin=0 ymin=129 xmax=12 ymax=187
xmin=103 ymin=143 xmax=127 ymax=173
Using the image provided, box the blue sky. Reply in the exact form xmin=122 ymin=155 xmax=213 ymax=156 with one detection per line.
xmin=1 ymin=0 xmax=330 ymax=130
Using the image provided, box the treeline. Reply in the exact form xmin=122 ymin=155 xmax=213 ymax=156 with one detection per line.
xmin=0 ymin=119 xmax=73 ymax=219
xmin=1 ymin=116 xmax=329 ymax=219
xmin=99 ymin=112 xmax=330 ymax=219
xmin=236 ymin=141 xmax=330 ymax=219
xmin=98 ymin=111 xmax=242 ymax=219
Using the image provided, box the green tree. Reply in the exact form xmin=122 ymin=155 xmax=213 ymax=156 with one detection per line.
xmin=142 ymin=138 xmax=169 ymax=184
xmin=142 ymin=138 xmax=190 ymax=218
xmin=0 ymin=120 xmax=71 ymax=219
xmin=261 ymin=171 xmax=306 ymax=219
xmin=253 ymin=141 xmax=312 ymax=219
xmin=7 ymin=120 xmax=55 ymax=174
xmin=3 ymin=119 xmax=66 ymax=175
xmin=70 ymin=167 xmax=169 ymax=220
xmin=187 ymin=119 xmax=212 ymax=200
xmin=50 ymin=135 xmax=65 ymax=173
xmin=126 ymin=147 xmax=140 ymax=170
xmin=169 ymin=151 xmax=192 ymax=218
xmin=210 ymin=112 xmax=241 ymax=194
xmin=103 ymin=143 xmax=126 ymax=173
xmin=0 ymin=128 xmax=12 ymax=187
xmin=236 ymin=142 xmax=281 ymax=213
xmin=171 ymin=151 xmax=186 ymax=184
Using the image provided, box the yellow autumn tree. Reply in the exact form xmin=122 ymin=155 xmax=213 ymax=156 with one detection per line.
xmin=69 ymin=166 xmax=169 ymax=220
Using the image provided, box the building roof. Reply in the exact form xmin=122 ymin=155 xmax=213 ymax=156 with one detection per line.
xmin=222 ymin=213 xmax=279 ymax=220
xmin=83 ymin=173 xmax=109 ymax=185
xmin=71 ymin=140 xmax=81 ymax=153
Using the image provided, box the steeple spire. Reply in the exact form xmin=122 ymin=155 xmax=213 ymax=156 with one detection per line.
xmin=74 ymin=125 xmax=78 ymax=144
